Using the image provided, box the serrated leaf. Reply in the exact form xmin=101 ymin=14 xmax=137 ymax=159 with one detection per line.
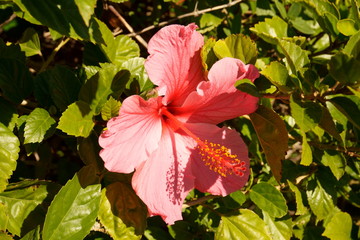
xmin=215 ymin=209 xmax=271 ymax=240
xmin=329 ymin=52 xmax=360 ymax=85
xmin=0 ymin=97 xmax=18 ymax=131
xmin=263 ymin=211 xmax=292 ymax=240
xmin=0 ymin=180 xmax=60 ymax=236
xmin=249 ymin=105 xmax=288 ymax=181
xmin=34 ymin=65 xmax=82 ymax=112
xmin=98 ymin=182 xmax=147 ymax=239
xmin=279 ymin=40 xmax=310 ymax=75
xmin=213 ymin=34 xmax=257 ymax=64
xmin=19 ymin=28 xmax=41 ymax=56
xmin=79 ymin=65 xmax=130 ymax=114
xmin=301 ymin=132 xmax=313 ymax=166
xmin=290 ymin=95 xmax=322 ymax=132
xmin=287 ymin=180 xmax=308 ymax=215
xmin=42 ymin=169 xmax=101 ymax=240
xmin=326 ymin=94 xmax=360 ymax=130
xmin=249 ymin=183 xmax=288 ymax=218
xmin=321 ymin=150 xmax=346 ymax=180
xmin=122 ymin=57 xmax=153 ymax=92
xmin=24 ymin=108 xmax=56 ymax=144
xmin=250 ymin=16 xmax=288 ymax=45
xmin=0 ymin=123 xmax=20 ymax=193
xmin=337 ymin=19 xmax=358 ymax=36
xmin=73 ymin=0 xmax=97 ymax=26
xmin=101 ymin=96 xmax=121 ymax=121
xmin=57 ymin=101 xmax=94 ymax=137
xmin=261 ymin=61 xmax=293 ymax=93
xmin=322 ymin=212 xmax=352 ymax=240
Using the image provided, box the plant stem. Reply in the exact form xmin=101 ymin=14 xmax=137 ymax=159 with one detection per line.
xmin=39 ymin=37 xmax=70 ymax=73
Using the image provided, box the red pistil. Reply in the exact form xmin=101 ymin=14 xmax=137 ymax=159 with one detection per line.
xmin=161 ymin=108 xmax=246 ymax=177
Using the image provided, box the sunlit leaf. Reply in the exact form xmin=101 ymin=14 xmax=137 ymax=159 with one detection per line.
xmin=42 ymin=169 xmax=101 ymax=240
xmin=287 ymin=180 xmax=308 ymax=215
xmin=261 ymin=61 xmax=293 ymax=93
xmin=337 ymin=19 xmax=358 ymax=36
xmin=122 ymin=57 xmax=153 ymax=92
xmin=201 ymin=37 xmax=217 ymax=72
xmin=279 ymin=40 xmax=310 ymax=74
xmin=57 ymin=101 xmax=94 ymax=137
xmin=250 ymin=16 xmax=288 ymax=45
xmin=73 ymin=0 xmax=97 ymax=26
xmin=19 ymin=28 xmax=41 ymax=56
xmin=321 ymin=150 xmax=346 ymax=180
xmin=263 ymin=211 xmax=292 ymax=240
xmin=322 ymin=212 xmax=352 ymax=240
xmin=290 ymin=95 xmax=322 ymax=132
xmin=101 ymin=96 xmax=121 ymax=121
xmin=198 ymin=13 xmax=223 ymax=33
xmin=215 ymin=209 xmax=271 ymax=240
xmin=300 ymin=132 xmax=313 ymax=166
xmin=24 ymin=108 xmax=56 ymax=144
xmin=249 ymin=183 xmax=288 ymax=218
xmin=0 ymin=123 xmax=20 ymax=193
xmin=250 ymin=105 xmax=288 ymax=181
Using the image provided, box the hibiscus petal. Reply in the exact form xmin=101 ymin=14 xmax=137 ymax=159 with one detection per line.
xmin=145 ymin=23 xmax=205 ymax=106
xmin=132 ymin=126 xmax=195 ymax=224
xmin=99 ymin=95 xmax=163 ymax=173
xmin=178 ymin=57 xmax=259 ymax=124
xmin=186 ymin=123 xmax=250 ymax=196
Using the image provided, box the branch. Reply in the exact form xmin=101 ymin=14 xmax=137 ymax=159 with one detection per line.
xmin=182 ymin=195 xmax=219 ymax=208
xmin=39 ymin=37 xmax=70 ymax=73
xmin=108 ymin=5 xmax=148 ymax=49
xmin=128 ymin=0 xmax=243 ymax=37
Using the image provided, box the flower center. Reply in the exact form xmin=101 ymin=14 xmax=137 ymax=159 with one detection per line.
xmin=161 ymin=108 xmax=246 ymax=177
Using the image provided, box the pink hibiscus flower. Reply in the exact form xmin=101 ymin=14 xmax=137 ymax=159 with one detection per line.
xmin=99 ymin=23 xmax=259 ymax=224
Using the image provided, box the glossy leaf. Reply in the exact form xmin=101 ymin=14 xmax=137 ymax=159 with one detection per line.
xmin=321 ymin=150 xmax=346 ymax=180
xmin=98 ymin=182 xmax=148 ymax=239
xmin=263 ymin=211 xmax=292 ymax=240
xmin=250 ymin=16 xmax=288 ymax=44
xmin=0 ymin=180 xmax=60 ymax=236
xmin=101 ymin=96 xmax=121 ymax=121
xmin=322 ymin=212 xmax=352 ymax=240
xmin=42 ymin=170 xmax=101 ymax=240
xmin=213 ymin=34 xmax=257 ymax=64
xmin=19 ymin=28 xmax=41 ymax=56
xmin=57 ymin=101 xmax=94 ymax=137
xmin=0 ymin=123 xmax=20 ymax=193
xmin=79 ymin=64 xmax=130 ymax=114
xmin=261 ymin=61 xmax=293 ymax=93
xmin=24 ymin=108 xmax=56 ymax=144
xmin=249 ymin=182 xmax=288 ymax=218
xmin=215 ymin=209 xmax=271 ymax=240
xmin=337 ymin=19 xmax=358 ymax=36
xmin=249 ymin=105 xmax=288 ymax=181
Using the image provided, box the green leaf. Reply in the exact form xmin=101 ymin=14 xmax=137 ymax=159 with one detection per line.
xmin=215 ymin=209 xmax=271 ymax=240
xmin=343 ymin=30 xmax=360 ymax=59
xmin=77 ymin=133 xmax=104 ymax=172
xmin=326 ymin=94 xmax=360 ymax=130
xmin=0 ymin=97 xmax=18 ymax=131
xmin=290 ymin=95 xmax=322 ymax=132
xmin=42 ymin=169 xmax=101 ymax=240
xmin=261 ymin=61 xmax=293 ymax=93
xmin=79 ymin=64 xmax=130 ymax=114
xmin=122 ymin=57 xmax=153 ymax=92
xmin=250 ymin=16 xmax=288 ymax=45
xmin=318 ymin=106 xmax=342 ymax=142
xmin=301 ymin=132 xmax=313 ymax=166
xmin=235 ymin=79 xmax=261 ymax=97
xmin=321 ymin=150 xmax=346 ymax=180
xmin=20 ymin=225 xmax=40 ymax=240
xmin=213 ymin=34 xmax=257 ymax=64
xmin=0 ymin=232 xmax=12 ymax=240
xmin=322 ymin=212 xmax=352 ymax=240
xmin=101 ymin=96 xmax=121 ymax=121
xmin=279 ymin=40 xmax=310 ymax=75
xmin=24 ymin=108 xmax=56 ymax=144
xmin=0 ymin=123 xmax=20 ymax=193
xmin=73 ymin=0 xmax=97 ymax=26
xmin=57 ymin=101 xmax=94 ymax=137
xmin=249 ymin=182 xmax=288 ymax=218
xmin=0 ymin=180 xmax=60 ymax=236
xmin=0 ymin=202 xmax=9 ymax=231
xmin=249 ymin=105 xmax=288 ymax=181
xmin=98 ymin=182 xmax=148 ymax=239
xmin=19 ymin=28 xmax=41 ymax=56
xmin=287 ymin=180 xmax=308 ymax=215
xmin=337 ymin=19 xmax=358 ymax=36
xmin=328 ymin=52 xmax=360 ymax=85
xmin=34 ymin=65 xmax=82 ymax=112
xmin=201 ymin=38 xmax=217 ymax=72
xmin=263 ymin=211 xmax=292 ymax=240
xmin=306 ymin=177 xmax=335 ymax=220
xmin=198 ymin=13 xmax=223 ymax=33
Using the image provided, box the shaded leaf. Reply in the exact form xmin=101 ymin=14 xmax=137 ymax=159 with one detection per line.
xmin=290 ymin=95 xmax=322 ymax=132
xmin=73 ymin=0 xmax=97 ymax=26
xmin=250 ymin=105 xmax=288 ymax=181
xmin=198 ymin=13 xmax=223 ymax=33
xmin=215 ymin=209 xmax=271 ymax=240
xmin=322 ymin=212 xmax=352 ymax=240
xmin=201 ymin=37 xmax=217 ymax=72
xmin=57 ymin=101 xmax=94 ymax=137
xmin=122 ymin=57 xmax=153 ymax=92
xmin=318 ymin=106 xmax=342 ymax=142
xmin=101 ymin=96 xmax=121 ymax=121
xmin=261 ymin=61 xmax=293 ymax=93
xmin=287 ymin=180 xmax=308 ymax=215
xmin=98 ymin=182 xmax=148 ymax=239
xmin=24 ymin=108 xmax=56 ymax=144
xmin=235 ymin=79 xmax=261 ymax=97
xmin=343 ymin=30 xmax=360 ymax=59
xmin=0 ymin=97 xmax=18 ymax=131
xmin=20 ymin=225 xmax=40 ymax=240
xmin=42 ymin=169 xmax=101 ymax=240
xmin=329 ymin=52 xmax=360 ymax=85
xmin=19 ymin=28 xmax=41 ymax=56
xmin=0 ymin=123 xmax=20 ymax=193
xmin=213 ymin=34 xmax=258 ymax=64
xmin=77 ymin=133 xmax=104 ymax=172
xmin=249 ymin=182 xmax=288 ymax=218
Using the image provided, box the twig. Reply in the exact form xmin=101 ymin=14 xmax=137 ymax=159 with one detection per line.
xmin=0 ymin=13 xmax=17 ymax=34
xmin=182 ymin=195 xmax=219 ymax=208
xmin=108 ymin=5 xmax=148 ymax=49
xmin=39 ymin=37 xmax=70 ymax=73
xmin=128 ymin=0 xmax=243 ymax=37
